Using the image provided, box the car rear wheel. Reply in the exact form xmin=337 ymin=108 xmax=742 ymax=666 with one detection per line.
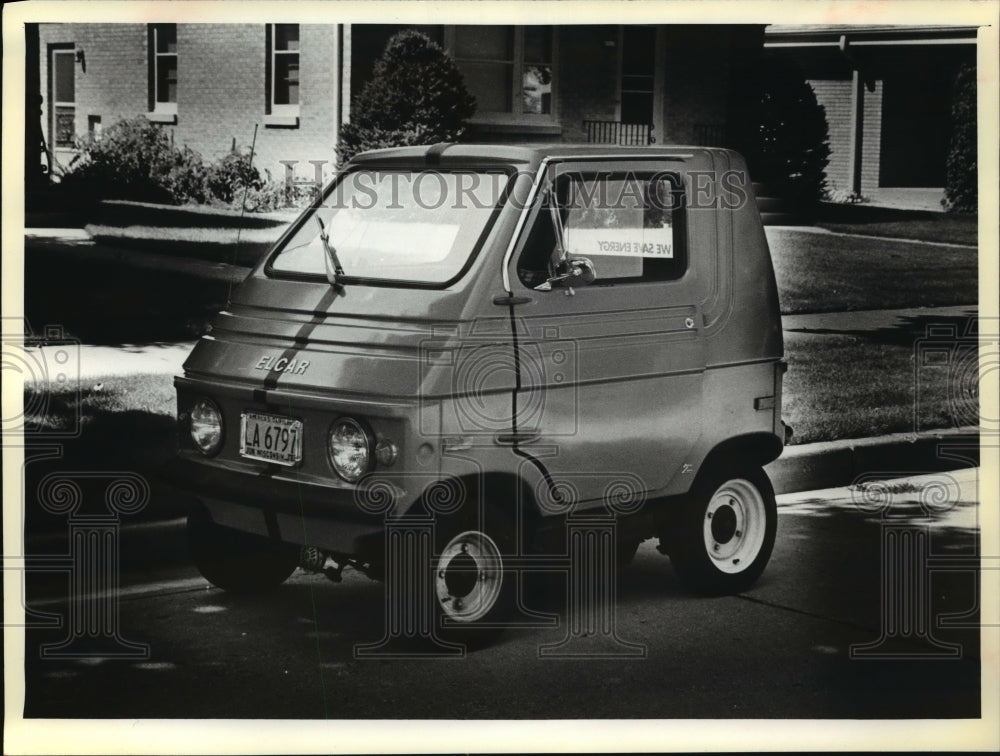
xmin=667 ymin=466 xmax=777 ymax=595
xmin=187 ymin=507 xmax=299 ymax=594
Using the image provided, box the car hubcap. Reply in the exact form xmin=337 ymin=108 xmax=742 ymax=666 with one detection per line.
xmin=702 ymin=478 xmax=766 ymax=574
xmin=435 ymin=530 xmax=503 ymax=623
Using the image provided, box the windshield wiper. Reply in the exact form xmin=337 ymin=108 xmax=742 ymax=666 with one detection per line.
xmin=315 ymin=216 xmax=346 ymax=287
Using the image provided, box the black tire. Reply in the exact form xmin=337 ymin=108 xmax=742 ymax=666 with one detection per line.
xmin=431 ymin=504 xmax=518 ymax=648
xmin=616 ymin=536 xmax=643 ymax=567
xmin=187 ymin=507 xmax=299 ymax=594
xmin=667 ymin=466 xmax=777 ymax=595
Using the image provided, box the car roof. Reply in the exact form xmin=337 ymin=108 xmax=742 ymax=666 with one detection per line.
xmin=350 ymin=142 xmax=729 ymax=168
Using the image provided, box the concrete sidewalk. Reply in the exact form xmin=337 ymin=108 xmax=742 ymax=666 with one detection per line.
xmin=27 ymin=340 xmax=196 ymax=381
xmin=783 ymin=304 xmax=979 ymax=334
xmin=764 ymin=224 xmax=977 ymax=250
xmin=25 ymin=228 xmax=251 ymax=283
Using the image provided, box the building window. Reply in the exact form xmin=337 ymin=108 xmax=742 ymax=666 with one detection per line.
xmin=88 ymin=115 xmax=102 ymax=141
xmin=620 ymin=26 xmax=655 ymax=125
xmin=266 ymin=24 xmax=300 ymax=117
xmin=446 ymin=26 xmax=555 ymax=122
xmin=50 ymin=47 xmax=76 ymax=149
xmin=149 ymin=24 xmax=177 ymax=115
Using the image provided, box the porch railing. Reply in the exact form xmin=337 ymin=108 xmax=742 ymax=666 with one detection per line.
xmin=694 ymin=123 xmax=728 ymax=147
xmin=583 ymin=120 xmax=654 ymax=146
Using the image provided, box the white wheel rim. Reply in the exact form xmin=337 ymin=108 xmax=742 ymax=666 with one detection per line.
xmin=702 ymin=478 xmax=767 ymax=574
xmin=435 ymin=530 xmax=504 ymax=623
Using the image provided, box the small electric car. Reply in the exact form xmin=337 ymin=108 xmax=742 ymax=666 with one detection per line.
xmin=171 ymin=144 xmax=788 ymax=642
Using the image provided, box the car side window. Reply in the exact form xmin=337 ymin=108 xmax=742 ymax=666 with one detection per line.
xmin=517 ymin=171 xmax=687 ymax=288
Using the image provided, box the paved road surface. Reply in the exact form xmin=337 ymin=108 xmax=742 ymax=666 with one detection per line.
xmin=18 ymin=468 xmax=982 ymax=720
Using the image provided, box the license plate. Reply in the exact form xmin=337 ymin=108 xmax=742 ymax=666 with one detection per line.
xmin=240 ymin=412 xmax=303 ymax=466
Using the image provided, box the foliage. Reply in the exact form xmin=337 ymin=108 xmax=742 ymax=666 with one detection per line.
xmin=62 ymin=117 xmax=285 ymax=210
xmin=944 ymin=63 xmax=977 ymax=213
xmin=823 ymin=185 xmax=868 ymax=205
xmin=732 ymin=56 xmax=831 ymax=203
xmin=62 ymin=116 xmax=182 ymax=203
xmin=336 ymin=30 xmax=476 ymax=165
xmin=164 ymin=146 xmax=210 ymax=204
xmin=207 ymin=148 xmax=263 ymax=204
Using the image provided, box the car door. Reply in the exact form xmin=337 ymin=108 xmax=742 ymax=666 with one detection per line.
xmin=505 ymin=158 xmax=706 ymax=511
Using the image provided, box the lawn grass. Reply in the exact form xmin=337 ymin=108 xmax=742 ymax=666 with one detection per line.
xmin=15 ymin=334 xmax=970 ymax=533
xmin=93 ymin=198 xmax=296 ymax=229
xmin=23 ymin=372 xmax=183 ymax=530
xmin=85 ymin=224 xmax=284 ymax=246
xmin=782 ymin=331 xmax=971 ymax=444
xmin=85 ymin=223 xmax=285 ymax=267
xmin=815 ymin=203 xmax=978 ymax=247
xmin=22 ymin=325 xmax=971 ymax=456
xmin=28 ymin=371 xmax=176 ymax=431
xmin=768 ymin=229 xmax=978 ymax=314
xmin=817 ymin=218 xmax=978 ymax=247
xmin=25 ymin=239 xmax=235 ymax=343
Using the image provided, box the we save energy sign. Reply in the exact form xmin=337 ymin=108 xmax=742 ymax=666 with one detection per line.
xmin=565 ymin=226 xmax=674 ymax=258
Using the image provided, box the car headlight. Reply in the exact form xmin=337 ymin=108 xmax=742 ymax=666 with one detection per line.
xmin=328 ymin=418 xmax=373 ymax=482
xmin=190 ymin=399 xmax=223 ymax=456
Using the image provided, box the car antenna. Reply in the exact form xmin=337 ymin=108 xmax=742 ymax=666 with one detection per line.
xmin=228 ymin=123 xmax=258 ymax=306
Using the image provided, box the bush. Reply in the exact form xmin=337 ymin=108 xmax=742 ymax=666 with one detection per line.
xmin=944 ymin=63 xmax=977 ymax=213
xmin=59 ymin=116 xmax=313 ymax=212
xmin=336 ymin=30 xmax=476 ymax=165
xmin=164 ymin=146 xmax=210 ymax=204
xmin=62 ymin=116 xmax=181 ymax=203
xmin=732 ymin=56 xmax=831 ymax=204
xmin=207 ymin=148 xmax=263 ymax=204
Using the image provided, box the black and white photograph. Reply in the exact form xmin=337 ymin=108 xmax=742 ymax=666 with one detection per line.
xmin=3 ymin=0 xmax=998 ymax=753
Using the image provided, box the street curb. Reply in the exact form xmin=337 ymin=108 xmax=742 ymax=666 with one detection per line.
xmin=765 ymin=426 xmax=979 ymax=495
xmin=22 ymin=427 xmax=981 ymax=567
xmin=26 ymin=234 xmax=250 ymax=283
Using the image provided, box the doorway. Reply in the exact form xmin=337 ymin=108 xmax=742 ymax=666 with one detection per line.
xmin=47 ymin=44 xmax=76 ymax=165
xmin=879 ymin=63 xmax=954 ymax=188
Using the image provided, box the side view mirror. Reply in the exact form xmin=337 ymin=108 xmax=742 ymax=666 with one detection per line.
xmin=535 ymin=182 xmax=597 ymax=292
xmin=534 ymin=257 xmax=597 ymax=292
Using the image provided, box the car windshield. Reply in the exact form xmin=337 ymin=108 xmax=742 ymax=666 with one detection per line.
xmin=270 ymin=169 xmax=511 ymax=284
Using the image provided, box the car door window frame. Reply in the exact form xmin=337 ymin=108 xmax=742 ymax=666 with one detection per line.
xmin=512 ymin=160 xmax=689 ymax=291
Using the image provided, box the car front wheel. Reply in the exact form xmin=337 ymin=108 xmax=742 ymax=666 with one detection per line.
xmin=187 ymin=507 xmax=299 ymax=594
xmin=432 ymin=506 xmax=517 ymax=647
xmin=667 ymin=466 xmax=777 ymax=595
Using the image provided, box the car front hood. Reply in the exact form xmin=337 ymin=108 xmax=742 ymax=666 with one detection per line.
xmin=181 ymin=276 xmax=513 ymax=400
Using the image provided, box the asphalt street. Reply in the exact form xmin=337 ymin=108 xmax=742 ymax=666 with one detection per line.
xmin=19 ymin=468 xmax=982 ymax=720
xmin=14 ymin=223 xmax=986 ymax=724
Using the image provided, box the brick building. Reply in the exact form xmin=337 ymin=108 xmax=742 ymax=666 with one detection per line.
xmin=765 ymin=25 xmax=977 ymax=209
xmin=349 ymin=24 xmax=762 ymax=147
xmin=34 ymin=23 xmax=763 ymax=185
xmin=37 ymin=23 xmax=343 ymax=186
